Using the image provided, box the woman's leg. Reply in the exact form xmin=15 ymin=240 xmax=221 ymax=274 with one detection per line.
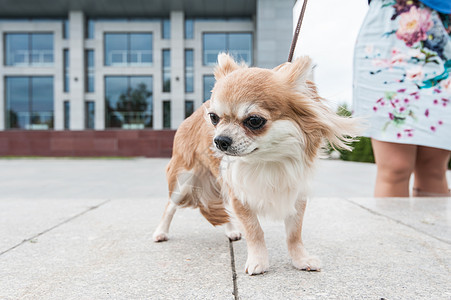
xmin=413 ymin=146 xmax=451 ymax=196
xmin=371 ymin=139 xmax=417 ymax=197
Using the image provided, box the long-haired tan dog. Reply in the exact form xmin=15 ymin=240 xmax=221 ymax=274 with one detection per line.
xmin=153 ymin=53 xmax=360 ymax=275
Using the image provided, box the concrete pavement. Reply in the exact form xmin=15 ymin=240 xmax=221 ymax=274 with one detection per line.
xmin=0 ymin=158 xmax=450 ymax=299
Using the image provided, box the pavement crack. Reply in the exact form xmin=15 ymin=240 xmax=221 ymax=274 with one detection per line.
xmin=0 ymin=199 xmax=111 ymax=257
xmin=344 ymin=198 xmax=451 ymax=245
xmin=229 ymin=240 xmax=239 ymax=300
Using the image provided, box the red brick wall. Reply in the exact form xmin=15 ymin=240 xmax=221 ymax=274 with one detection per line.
xmin=0 ymin=130 xmax=176 ymax=157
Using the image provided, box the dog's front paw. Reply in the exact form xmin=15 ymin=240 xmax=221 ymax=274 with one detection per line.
xmin=153 ymin=231 xmax=169 ymax=242
xmin=245 ymin=255 xmax=269 ymax=275
xmin=292 ymin=255 xmax=321 ymax=272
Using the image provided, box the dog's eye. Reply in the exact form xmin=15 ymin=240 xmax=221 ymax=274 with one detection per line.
xmin=244 ymin=116 xmax=266 ymax=130
xmin=209 ymin=113 xmax=220 ymax=126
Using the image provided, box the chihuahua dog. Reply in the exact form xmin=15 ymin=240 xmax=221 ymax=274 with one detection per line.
xmin=153 ymin=53 xmax=360 ymax=275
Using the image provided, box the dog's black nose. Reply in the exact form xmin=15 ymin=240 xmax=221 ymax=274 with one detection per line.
xmin=214 ymin=136 xmax=232 ymax=152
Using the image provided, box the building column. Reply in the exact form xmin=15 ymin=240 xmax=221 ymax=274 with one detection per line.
xmin=69 ymin=11 xmax=85 ymax=130
xmin=256 ymin=0 xmax=292 ymax=68
xmin=170 ymin=11 xmax=185 ymax=129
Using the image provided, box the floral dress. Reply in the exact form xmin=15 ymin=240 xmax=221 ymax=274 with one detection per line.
xmin=353 ymin=0 xmax=451 ymax=150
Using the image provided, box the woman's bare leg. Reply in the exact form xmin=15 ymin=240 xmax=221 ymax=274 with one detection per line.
xmin=413 ymin=146 xmax=451 ymax=196
xmin=371 ymin=139 xmax=417 ymax=197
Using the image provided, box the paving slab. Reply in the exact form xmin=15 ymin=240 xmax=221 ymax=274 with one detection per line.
xmin=0 ymin=198 xmax=106 ymax=255
xmin=232 ymin=197 xmax=451 ymax=299
xmin=0 ymin=158 xmax=169 ymax=199
xmin=0 ymin=197 xmax=234 ymax=300
xmin=348 ymin=197 xmax=451 ymax=244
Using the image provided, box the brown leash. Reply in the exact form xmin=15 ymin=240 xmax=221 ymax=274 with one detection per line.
xmin=288 ymin=0 xmax=308 ymax=63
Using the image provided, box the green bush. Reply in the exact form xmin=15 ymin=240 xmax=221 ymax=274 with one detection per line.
xmin=339 ymin=136 xmax=375 ymax=163
xmin=332 ymin=104 xmax=375 ymax=163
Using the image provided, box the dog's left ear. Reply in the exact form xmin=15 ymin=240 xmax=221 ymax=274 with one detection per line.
xmin=274 ymin=56 xmax=312 ymax=90
xmin=214 ymin=53 xmax=241 ymax=80
xmin=275 ymin=56 xmax=362 ymax=157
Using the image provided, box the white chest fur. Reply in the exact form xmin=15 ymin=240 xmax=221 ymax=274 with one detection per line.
xmin=221 ymin=153 xmax=310 ymax=220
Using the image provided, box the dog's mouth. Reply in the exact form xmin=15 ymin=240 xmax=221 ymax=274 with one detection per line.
xmin=223 ymin=147 xmax=259 ymax=157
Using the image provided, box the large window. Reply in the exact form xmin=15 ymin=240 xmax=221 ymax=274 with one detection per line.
xmin=105 ymin=76 xmax=153 ymax=129
xmin=104 ymin=33 xmax=152 ymax=66
xmin=185 ymin=49 xmax=194 ymax=93
xmin=203 ymin=33 xmax=252 ymax=66
xmin=6 ymin=76 xmax=54 ymax=129
xmin=203 ymin=75 xmax=215 ymax=102
xmin=5 ymin=33 xmax=54 ymax=66
xmin=87 ymin=18 xmax=161 ymax=39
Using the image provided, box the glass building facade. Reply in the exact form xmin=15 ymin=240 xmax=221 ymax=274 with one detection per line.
xmin=0 ymin=0 xmax=293 ymax=131
xmin=5 ymin=33 xmax=54 ymax=66
xmin=104 ymin=33 xmax=153 ymax=66
xmin=203 ymin=33 xmax=253 ymax=66
xmin=6 ymin=76 xmax=54 ymax=129
xmin=105 ymin=76 xmax=153 ymax=129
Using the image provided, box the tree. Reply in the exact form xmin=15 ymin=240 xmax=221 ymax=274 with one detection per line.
xmin=116 ymin=83 xmax=152 ymax=126
xmin=116 ymin=83 xmax=151 ymax=113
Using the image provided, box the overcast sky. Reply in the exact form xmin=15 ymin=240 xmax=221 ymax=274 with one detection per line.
xmin=293 ymin=0 xmax=369 ymax=108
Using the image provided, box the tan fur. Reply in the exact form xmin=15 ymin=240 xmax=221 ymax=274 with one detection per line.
xmin=230 ymin=196 xmax=269 ymax=274
xmin=215 ymin=54 xmax=242 ymax=80
xmin=198 ymin=198 xmax=230 ymax=226
xmin=165 ymin=102 xmax=228 ymax=224
xmin=154 ymin=53 xmax=361 ymax=275
xmin=284 ymin=198 xmax=320 ymax=271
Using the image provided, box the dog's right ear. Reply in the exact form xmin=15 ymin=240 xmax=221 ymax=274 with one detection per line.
xmin=214 ymin=53 xmax=240 ymax=80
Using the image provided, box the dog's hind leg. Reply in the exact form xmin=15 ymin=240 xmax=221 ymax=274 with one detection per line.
xmin=153 ymin=200 xmax=177 ymax=242
xmin=224 ymin=222 xmax=242 ymax=241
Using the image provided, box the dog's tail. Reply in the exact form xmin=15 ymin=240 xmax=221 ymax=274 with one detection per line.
xmin=317 ymin=105 xmax=364 ymax=152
